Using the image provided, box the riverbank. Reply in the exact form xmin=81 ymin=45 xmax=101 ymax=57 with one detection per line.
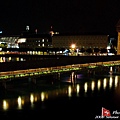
xmin=0 ymin=55 xmax=120 ymax=72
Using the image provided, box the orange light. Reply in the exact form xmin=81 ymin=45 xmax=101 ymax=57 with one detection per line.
xmin=71 ymin=44 xmax=76 ymax=49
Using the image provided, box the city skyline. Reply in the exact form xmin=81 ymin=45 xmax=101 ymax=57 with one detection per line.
xmin=0 ymin=0 xmax=120 ymax=35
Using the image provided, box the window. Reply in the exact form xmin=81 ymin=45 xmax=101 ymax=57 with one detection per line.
xmin=42 ymin=43 xmax=44 ymax=47
xmin=42 ymin=39 xmax=44 ymax=42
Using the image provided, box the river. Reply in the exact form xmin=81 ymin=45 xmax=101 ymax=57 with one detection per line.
xmin=0 ymin=70 xmax=120 ymax=119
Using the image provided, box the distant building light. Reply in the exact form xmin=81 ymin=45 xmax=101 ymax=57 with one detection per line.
xmin=17 ymin=38 xmax=26 ymax=43
xmin=0 ymin=31 xmax=2 ymax=34
xmin=107 ymin=46 xmax=111 ymax=49
xmin=42 ymin=39 xmax=44 ymax=42
xmin=54 ymin=32 xmax=59 ymax=34
xmin=42 ymin=43 xmax=44 ymax=47
xmin=35 ymin=29 xmax=37 ymax=34
xmin=49 ymin=31 xmax=54 ymax=36
xmin=71 ymin=44 xmax=76 ymax=49
xmin=26 ymin=26 xmax=30 ymax=31
xmin=108 ymin=53 xmax=115 ymax=56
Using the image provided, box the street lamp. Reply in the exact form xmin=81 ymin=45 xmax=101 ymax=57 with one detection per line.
xmin=71 ymin=44 xmax=76 ymax=49
xmin=70 ymin=44 xmax=76 ymax=55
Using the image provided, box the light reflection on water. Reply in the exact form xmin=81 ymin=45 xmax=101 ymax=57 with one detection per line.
xmin=0 ymin=74 xmax=120 ymax=112
xmin=0 ymin=57 xmax=25 ymax=62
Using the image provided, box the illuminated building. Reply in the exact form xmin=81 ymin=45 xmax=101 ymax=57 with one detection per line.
xmin=52 ymin=33 xmax=109 ymax=54
xmin=49 ymin=25 xmax=59 ymax=37
xmin=116 ymin=19 xmax=120 ymax=55
xmin=17 ymin=33 xmax=52 ymax=49
xmin=0 ymin=35 xmax=19 ymax=48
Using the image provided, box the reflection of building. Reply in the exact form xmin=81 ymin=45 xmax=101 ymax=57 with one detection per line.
xmin=52 ymin=33 xmax=109 ymax=49
xmin=116 ymin=19 xmax=120 ymax=55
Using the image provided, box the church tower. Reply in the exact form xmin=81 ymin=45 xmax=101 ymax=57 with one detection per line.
xmin=116 ymin=19 xmax=120 ymax=55
xmin=49 ymin=26 xmax=54 ymax=36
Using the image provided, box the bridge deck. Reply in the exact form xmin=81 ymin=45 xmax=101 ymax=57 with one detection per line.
xmin=0 ymin=60 xmax=120 ymax=80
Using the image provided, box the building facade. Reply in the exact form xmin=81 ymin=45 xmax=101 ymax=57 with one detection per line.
xmin=18 ymin=33 xmax=52 ymax=49
xmin=0 ymin=35 xmax=19 ymax=48
xmin=116 ymin=19 xmax=120 ymax=55
xmin=52 ymin=33 xmax=109 ymax=50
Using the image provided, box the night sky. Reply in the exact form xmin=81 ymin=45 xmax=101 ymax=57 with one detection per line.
xmin=0 ymin=0 xmax=120 ymax=35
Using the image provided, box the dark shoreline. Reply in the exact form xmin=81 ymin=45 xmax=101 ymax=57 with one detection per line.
xmin=0 ymin=55 xmax=120 ymax=72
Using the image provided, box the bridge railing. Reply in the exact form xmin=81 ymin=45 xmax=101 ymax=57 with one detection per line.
xmin=0 ymin=60 xmax=120 ymax=80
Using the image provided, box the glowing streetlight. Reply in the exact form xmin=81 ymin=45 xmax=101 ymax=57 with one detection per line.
xmin=70 ymin=44 xmax=76 ymax=56
xmin=70 ymin=44 xmax=76 ymax=55
xmin=71 ymin=44 xmax=76 ymax=49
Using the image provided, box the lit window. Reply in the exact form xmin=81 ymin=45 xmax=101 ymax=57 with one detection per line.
xmin=42 ymin=39 xmax=44 ymax=42
xmin=42 ymin=43 xmax=44 ymax=47
xmin=17 ymin=38 xmax=26 ymax=43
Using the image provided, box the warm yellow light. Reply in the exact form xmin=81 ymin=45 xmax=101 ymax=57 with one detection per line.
xmin=91 ymin=81 xmax=95 ymax=91
xmin=30 ymin=94 xmax=34 ymax=103
xmin=97 ymin=80 xmax=101 ymax=90
xmin=84 ymin=82 xmax=88 ymax=92
xmin=17 ymin=96 xmax=22 ymax=109
xmin=3 ymin=100 xmax=9 ymax=110
xmin=103 ymin=78 xmax=107 ymax=89
xmin=41 ymin=92 xmax=45 ymax=101
xmin=109 ymin=76 xmax=113 ymax=88
xmin=68 ymin=86 xmax=72 ymax=97
xmin=71 ymin=44 xmax=76 ymax=49
xmin=115 ymin=76 xmax=118 ymax=87
xmin=76 ymin=84 xmax=80 ymax=94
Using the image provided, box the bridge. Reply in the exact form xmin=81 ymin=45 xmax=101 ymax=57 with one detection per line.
xmin=0 ymin=60 xmax=120 ymax=81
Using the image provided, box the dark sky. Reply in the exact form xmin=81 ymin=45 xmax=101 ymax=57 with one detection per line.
xmin=0 ymin=0 xmax=120 ymax=35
